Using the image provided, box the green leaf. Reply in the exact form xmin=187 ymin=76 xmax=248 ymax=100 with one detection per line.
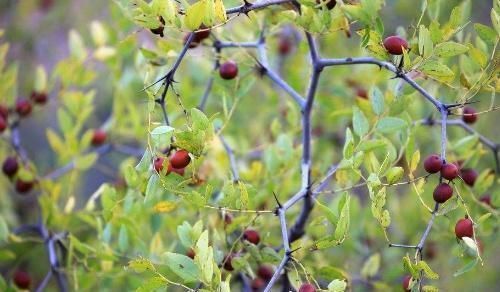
xmin=361 ymin=253 xmax=381 ymax=279
xmin=328 ymin=279 xmax=347 ymax=292
xmin=474 ymin=23 xmax=497 ymax=46
xmin=34 ymin=65 xmax=47 ymax=92
xmin=343 ymin=128 xmax=354 ymax=159
xmin=385 ymin=167 xmax=404 ymax=185
xmin=0 ymin=216 xmax=8 ymax=243
xmin=136 ymin=276 xmax=167 ymax=292
xmin=334 ymin=194 xmax=350 ymax=241
xmin=136 ymin=151 xmax=153 ymax=172
xmin=145 ymin=175 xmax=160 ymax=203
xmin=376 ymin=117 xmax=408 ymax=134
xmin=370 ymin=86 xmax=384 ymax=115
xmin=316 ymin=199 xmax=338 ymax=225
xmin=419 ymin=61 xmax=454 ymax=82
xmin=422 ymin=285 xmax=439 ymax=292
xmin=415 ymin=261 xmax=439 ymax=279
xmin=128 ymin=258 xmax=156 ymax=273
xmin=453 ymin=258 xmax=478 ymax=277
xmin=195 ymin=230 xmax=214 ymax=284
xmin=418 ymin=25 xmax=433 ymax=58
xmin=162 ymin=252 xmax=200 ymax=283
xmin=403 ymin=255 xmax=418 ymax=278
xmin=118 ymin=224 xmax=129 ymax=252
xmin=352 ymin=106 xmax=369 ymax=137
xmin=74 ymin=153 xmax=99 ymax=170
xmin=69 ymin=29 xmax=86 ymax=61
xmin=184 ymin=1 xmax=206 ymax=30
xmin=434 ymin=42 xmax=469 ymax=57
xmin=151 ymin=125 xmax=174 ymax=148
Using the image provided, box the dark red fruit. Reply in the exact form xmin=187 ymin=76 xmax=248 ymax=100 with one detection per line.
xmin=150 ymin=17 xmax=165 ymax=37
xmin=455 ymin=217 xmax=474 ymax=238
xmin=299 ymin=283 xmax=316 ymax=292
xmin=31 ymin=91 xmax=48 ymax=104
xmin=462 ymin=106 xmax=477 ymax=124
xmin=316 ymin=0 xmax=336 ymax=10
xmin=15 ymin=99 xmax=32 ymax=117
xmin=13 ymin=270 xmax=31 ymax=289
xmin=154 ymin=157 xmax=165 ymax=172
xmin=461 ymin=168 xmax=477 ymax=186
xmin=257 ymin=265 xmax=274 ymax=281
xmin=223 ymin=254 xmax=234 ymax=271
xmin=251 ymin=277 xmax=265 ymax=291
xmin=193 ymin=28 xmax=210 ymax=43
xmin=424 ymin=154 xmax=443 ymax=174
xmin=219 ymin=61 xmax=238 ymax=80
xmin=186 ymin=247 xmax=195 ymax=259
xmin=424 ymin=241 xmax=437 ymax=260
xmin=356 ymin=87 xmax=368 ymax=99
xmin=0 ymin=104 xmax=8 ymax=120
xmin=243 ymin=229 xmax=260 ymax=245
xmin=278 ymin=37 xmax=293 ymax=55
xmin=383 ymin=36 xmax=409 ymax=55
xmin=224 ymin=213 xmax=233 ymax=226
xmin=402 ymin=275 xmax=412 ymax=291
xmin=91 ymin=129 xmax=107 ymax=146
xmin=167 ymin=164 xmax=185 ymax=176
xmin=433 ymin=183 xmax=453 ymax=203
xmin=0 ymin=116 xmax=6 ymax=132
xmin=479 ymin=194 xmax=492 ymax=207
xmin=2 ymin=156 xmax=19 ymax=177
xmin=170 ymin=149 xmax=191 ymax=169
xmin=441 ymin=163 xmax=458 ymax=180
xmin=15 ymin=179 xmax=34 ymax=194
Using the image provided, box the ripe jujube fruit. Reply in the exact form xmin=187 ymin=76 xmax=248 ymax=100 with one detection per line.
xmin=251 ymin=277 xmax=265 ymax=291
xmin=0 ymin=104 xmax=8 ymax=120
xmin=356 ymin=87 xmax=368 ymax=99
xmin=219 ymin=61 xmax=238 ymax=80
xmin=0 ymin=116 xmax=6 ymax=132
xmin=167 ymin=164 xmax=185 ymax=176
xmin=402 ymin=275 xmax=412 ymax=291
xmin=460 ymin=168 xmax=477 ymax=186
xmin=31 ymin=91 xmax=48 ymax=104
xmin=184 ymin=28 xmax=211 ymax=49
xmin=383 ymin=35 xmax=409 ymax=55
xmin=433 ymin=183 xmax=453 ymax=203
xmin=455 ymin=217 xmax=474 ymax=238
xmin=169 ymin=149 xmax=191 ymax=169
xmin=13 ymin=270 xmax=31 ymax=289
xmin=2 ymin=156 xmax=19 ymax=177
xmin=15 ymin=179 xmax=34 ymax=194
xmin=154 ymin=157 xmax=165 ymax=172
xmin=479 ymin=194 xmax=492 ymax=207
xmin=224 ymin=213 xmax=233 ymax=226
xmin=186 ymin=247 xmax=196 ymax=259
xmin=462 ymin=106 xmax=477 ymax=124
xmin=298 ymin=283 xmax=316 ymax=292
xmin=243 ymin=229 xmax=260 ymax=245
xmin=91 ymin=129 xmax=107 ymax=146
xmin=316 ymin=0 xmax=336 ymax=10
xmin=15 ymin=99 xmax=32 ymax=117
xmin=424 ymin=154 xmax=443 ymax=174
xmin=441 ymin=163 xmax=458 ymax=180
xmin=223 ymin=254 xmax=234 ymax=271
xmin=278 ymin=37 xmax=293 ymax=55
xmin=257 ymin=265 xmax=274 ymax=281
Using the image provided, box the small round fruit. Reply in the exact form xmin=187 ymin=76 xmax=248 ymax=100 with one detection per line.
xmin=223 ymin=254 xmax=234 ymax=271
xmin=479 ymin=194 xmax=492 ymax=207
xmin=278 ymin=37 xmax=293 ymax=55
xmin=383 ymin=35 xmax=409 ymax=55
xmin=455 ymin=217 xmax=474 ymax=238
xmin=316 ymin=0 xmax=336 ymax=10
xmin=460 ymin=168 xmax=478 ymax=186
xmin=16 ymin=179 xmax=34 ymax=194
xmin=462 ymin=106 xmax=477 ymax=124
xmin=91 ymin=129 xmax=107 ymax=146
xmin=441 ymin=163 xmax=458 ymax=180
xmin=154 ymin=157 xmax=165 ymax=172
xmin=257 ymin=265 xmax=274 ymax=281
xmin=251 ymin=277 xmax=265 ymax=291
xmin=243 ymin=229 xmax=260 ymax=245
xmin=299 ymin=283 xmax=316 ymax=292
xmin=13 ymin=270 xmax=31 ymax=290
xmin=31 ymin=91 xmax=48 ymax=104
xmin=186 ymin=247 xmax=196 ymax=259
xmin=433 ymin=183 xmax=453 ymax=203
xmin=170 ymin=149 xmax=191 ymax=169
xmin=424 ymin=241 xmax=437 ymax=260
xmin=193 ymin=28 xmax=210 ymax=43
xmin=356 ymin=87 xmax=368 ymax=99
xmin=424 ymin=154 xmax=443 ymax=174
xmin=15 ymin=99 xmax=32 ymax=117
xmin=184 ymin=34 xmax=199 ymax=48
xmin=224 ymin=213 xmax=233 ymax=226
xmin=402 ymin=275 xmax=412 ymax=291
xmin=219 ymin=61 xmax=238 ymax=80
xmin=167 ymin=164 xmax=185 ymax=176
xmin=0 ymin=116 xmax=6 ymax=132
xmin=0 ymin=104 xmax=8 ymax=120
xmin=2 ymin=156 xmax=19 ymax=177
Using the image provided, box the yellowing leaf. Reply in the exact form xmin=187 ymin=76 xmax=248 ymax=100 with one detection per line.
xmin=153 ymin=201 xmax=177 ymax=213
xmin=214 ymin=0 xmax=227 ymax=23
xmin=184 ymin=1 xmax=207 ymax=31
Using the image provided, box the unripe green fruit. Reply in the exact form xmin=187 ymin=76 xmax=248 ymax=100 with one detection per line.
xmin=424 ymin=154 xmax=442 ymax=174
xmin=455 ymin=217 xmax=473 ymax=238
xmin=383 ymin=36 xmax=409 ymax=55
xmin=433 ymin=183 xmax=453 ymax=203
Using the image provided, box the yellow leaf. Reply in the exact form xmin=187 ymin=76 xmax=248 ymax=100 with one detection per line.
xmin=153 ymin=201 xmax=177 ymax=213
xmin=214 ymin=0 xmax=227 ymax=23
xmin=184 ymin=0 xmax=207 ymax=30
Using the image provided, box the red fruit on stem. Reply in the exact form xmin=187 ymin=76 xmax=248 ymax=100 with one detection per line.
xmin=193 ymin=28 xmax=210 ymax=43
xmin=243 ymin=229 xmax=260 ymax=245
xmin=251 ymin=277 xmax=266 ymax=291
xmin=441 ymin=163 xmax=458 ymax=180
xmin=13 ymin=270 xmax=31 ymax=289
xmin=278 ymin=37 xmax=293 ymax=55
xmin=31 ymin=91 xmax=48 ymax=104
xmin=433 ymin=183 xmax=453 ymax=203
xmin=356 ymin=87 xmax=368 ymax=99
xmin=150 ymin=17 xmax=165 ymax=37
xmin=16 ymin=179 xmax=34 ymax=194
xmin=257 ymin=265 xmax=274 ymax=281
xmin=186 ymin=247 xmax=196 ymax=259
xmin=455 ymin=217 xmax=474 ymax=238
xmin=223 ymin=254 xmax=234 ymax=271
xmin=170 ymin=149 xmax=191 ymax=169
xmin=316 ymin=0 xmax=336 ymax=10
xmin=15 ymin=99 xmax=32 ymax=117
xmin=424 ymin=241 xmax=437 ymax=260
xmin=219 ymin=61 xmax=238 ymax=80
xmin=91 ymin=129 xmax=107 ymax=146
xmin=460 ymin=168 xmax=477 ymax=186
xmin=0 ymin=104 xmax=8 ymax=120
xmin=299 ymin=283 xmax=317 ymax=292
xmin=383 ymin=36 xmax=409 ymax=55
xmin=0 ymin=116 xmax=6 ymax=132
xmin=423 ymin=154 xmax=443 ymax=174
xmin=224 ymin=213 xmax=233 ymax=226
xmin=479 ymin=194 xmax=492 ymax=207
xmin=167 ymin=164 xmax=185 ymax=176
xmin=462 ymin=106 xmax=477 ymax=124
xmin=154 ymin=157 xmax=165 ymax=172
xmin=402 ymin=275 xmax=412 ymax=291
xmin=2 ymin=156 xmax=19 ymax=177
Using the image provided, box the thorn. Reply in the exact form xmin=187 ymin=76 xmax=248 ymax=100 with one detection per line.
xmin=273 ymin=191 xmax=282 ymax=209
xmin=288 ymin=246 xmax=302 ymax=255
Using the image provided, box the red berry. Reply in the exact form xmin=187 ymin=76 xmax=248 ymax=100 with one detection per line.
xmin=402 ymin=275 xmax=412 ymax=291
xmin=460 ymin=168 xmax=477 ymax=186
xmin=424 ymin=154 xmax=443 ymax=174
xmin=15 ymin=99 xmax=32 ymax=117
xmin=13 ymin=270 xmax=31 ymax=289
xmin=224 ymin=213 xmax=233 ymax=226
xmin=299 ymin=283 xmax=316 ymax=292
xmin=0 ymin=104 xmax=8 ymax=120
xmin=251 ymin=277 xmax=266 ymax=291
xmin=433 ymin=183 xmax=453 ymax=203
xmin=184 ymin=34 xmax=199 ymax=48
xmin=167 ymin=164 xmax=185 ymax=176
xmin=2 ymin=156 xmax=19 ymax=177
xmin=257 ymin=265 xmax=274 ymax=281
xmin=462 ymin=106 xmax=477 ymax=124
xmin=15 ymin=179 xmax=34 ymax=194
xmin=170 ymin=149 xmax=191 ymax=169
xmin=455 ymin=217 xmax=474 ymax=238
xmin=278 ymin=37 xmax=293 ymax=55
xmin=479 ymin=194 xmax=492 ymax=207
xmin=441 ymin=163 xmax=458 ymax=180
xmin=243 ymin=229 xmax=260 ymax=245
xmin=31 ymin=91 xmax=48 ymax=104
xmin=356 ymin=87 xmax=368 ymax=99
xmin=424 ymin=241 xmax=437 ymax=260
xmin=91 ymin=129 xmax=107 ymax=146
xmin=154 ymin=157 xmax=165 ymax=172
xmin=186 ymin=247 xmax=196 ymax=259
xmin=193 ymin=28 xmax=210 ymax=43
xmin=0 ymin=116 xmax=6 ymax=132
xmin=219 ymin=61 xmax=238 ymax=80
xmin=223 ymin=254 xmax=234 ymax=271
xmin=383 ymin=36 xmax=409 ymax=55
